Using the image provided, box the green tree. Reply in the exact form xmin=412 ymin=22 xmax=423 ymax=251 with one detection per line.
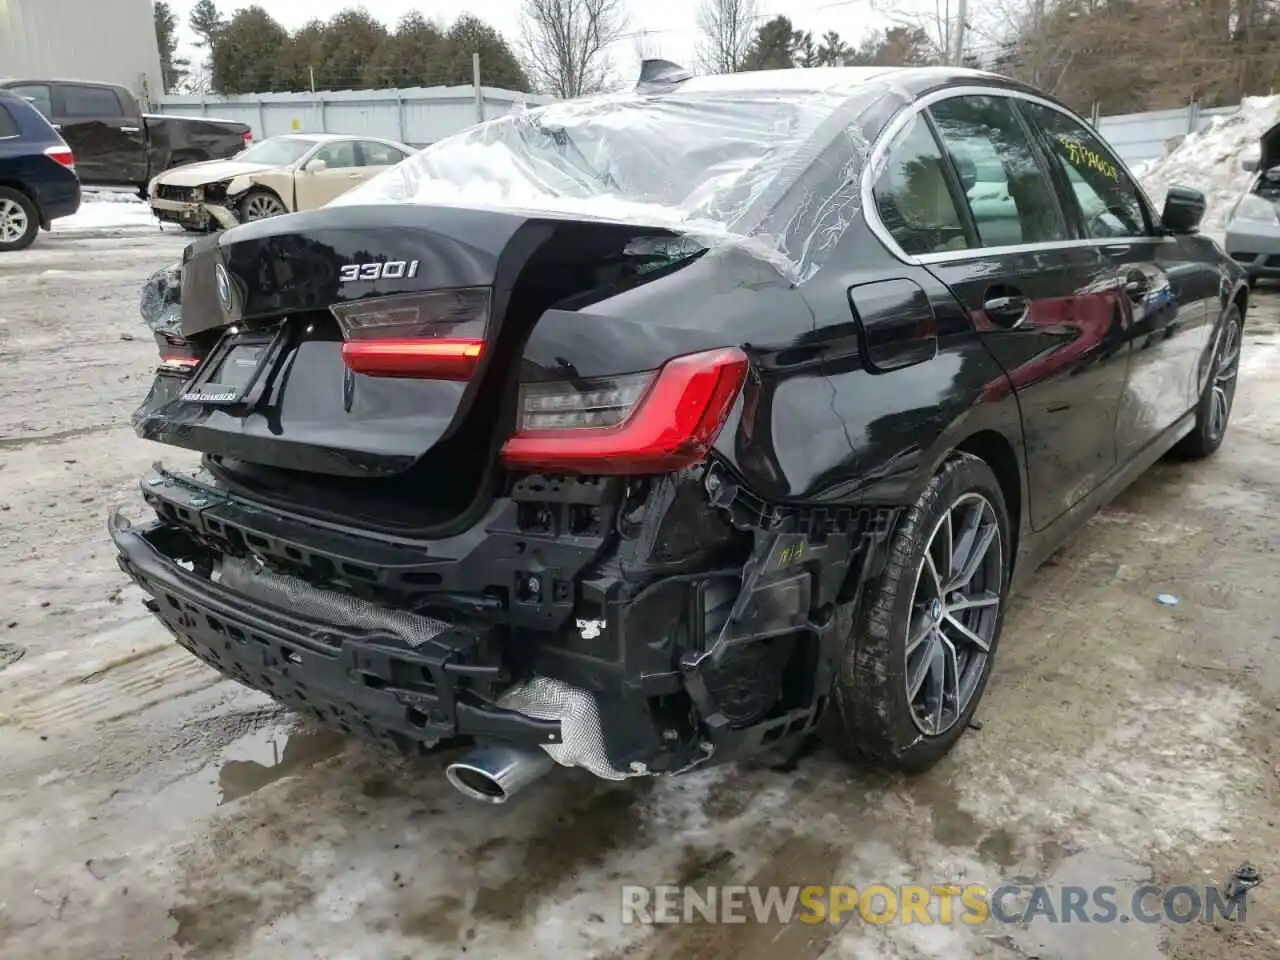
xmin=367 ymin=12 xmax=449 ymax=88
xmin=210 ymin=6 xmax=290 ymax=94
xmin=310 ymin=9 xmax=389 ymax=90
xmin=188 ymin=0 xmax=225 ymax=49
xmin=741 ymin=15 xmax=803 ymax=70
xmin=446 ymin=14 xmax=530 ymax=91
xmin=153 ymin=1 xmax=189 ymax=92
xmin=816 ymin=30 xmax=851 ymax=66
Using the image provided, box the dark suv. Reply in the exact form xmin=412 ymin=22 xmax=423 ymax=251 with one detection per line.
xmin=0 ymin=89 xmax=79 ymax=251
xmin=112 ymin=63 xmax=1245 ymax=804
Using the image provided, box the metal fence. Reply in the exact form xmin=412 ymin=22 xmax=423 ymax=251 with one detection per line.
xmin=1096 ymin=103 xmax=1241 ymax=166
xmin=154 ymin=85 xmax=554 ymax=148
xmin=156 ymin=84 xmax=1243 ymax=166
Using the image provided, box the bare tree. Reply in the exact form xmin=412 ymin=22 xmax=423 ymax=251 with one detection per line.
xmin=520 ymin=0 xmax=628 ymax=98
xmin=695 ymin=0 xmax=758 ymax=73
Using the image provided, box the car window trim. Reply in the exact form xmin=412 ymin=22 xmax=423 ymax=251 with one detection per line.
xmin=862 ymin=84 xmax=1171 ymax=265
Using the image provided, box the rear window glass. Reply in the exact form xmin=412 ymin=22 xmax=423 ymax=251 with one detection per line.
xmin=0 ymin=105 xmax=17 ymax=138
xmin=63 ymin=85 xmax=125 ymax=118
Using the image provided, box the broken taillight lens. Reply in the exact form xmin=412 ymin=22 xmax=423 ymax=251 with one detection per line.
xmin=500 ymin=347 xmax=749 ymax=475
xmin=155 ymin=334 xmax=201 ymax=375
xmin=331 ymin=287 xmax=490 ymax=380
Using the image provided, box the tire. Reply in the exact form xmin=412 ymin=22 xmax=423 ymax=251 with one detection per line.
xmin=823 ymin=453 xmax=1012 ymax=773
xmin=0 ymin=187 xmax=40 ymax=252
xmin=1171 ymin=305 xmax=1242 ymax=460
xmin=239 ymin=189 xmax=287 ymax=222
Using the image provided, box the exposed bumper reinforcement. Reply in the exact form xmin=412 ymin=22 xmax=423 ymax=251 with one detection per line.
xmin=108 ymin=509 xmax=563 ymax=755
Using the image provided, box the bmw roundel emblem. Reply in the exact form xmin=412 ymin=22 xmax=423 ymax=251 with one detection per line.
xmin=214 ymin=263 xmax=233 ymax=314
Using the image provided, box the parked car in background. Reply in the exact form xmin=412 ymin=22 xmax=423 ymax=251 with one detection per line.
xmin=114 ymin=63 xmax=1245 ymax=806
xmin=146 ymin=133 xmax=415 ymax=231
xmin=0 ymin=78 xmax=250 ymax=196
xmin=0 ymin=89 xmax=79 ymax=251
xmin=1224 ymin=119 xmax=1280 ymax=284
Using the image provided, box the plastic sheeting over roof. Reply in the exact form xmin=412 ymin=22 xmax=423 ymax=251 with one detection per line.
xmin=331 ymin=68 xmax=912 ymax=283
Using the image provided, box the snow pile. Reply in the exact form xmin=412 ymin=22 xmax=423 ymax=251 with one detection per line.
xmin=1134 ymin=95 xmax=1280 ymax=232
xmin=53 ymin=190 xmax=160 ymax=232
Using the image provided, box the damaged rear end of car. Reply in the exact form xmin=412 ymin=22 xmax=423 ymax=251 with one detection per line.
xmin=114 ymin=70 xmax=902 ymax=801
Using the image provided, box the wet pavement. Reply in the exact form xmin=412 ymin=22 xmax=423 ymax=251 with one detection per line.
xmin=1 ymin=232 xmax=1277 ymax=959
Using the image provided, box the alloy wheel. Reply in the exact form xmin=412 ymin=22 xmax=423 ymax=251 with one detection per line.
xmin=0 ymin=197 xmax=29 ymax=244
xmin=242 ymin=194 xmax=286 ymax=220
xmin=1208 ymin=319 xmax=1241 ymax=442
xmin=906 ymin=492 xmax=1003 ymax=736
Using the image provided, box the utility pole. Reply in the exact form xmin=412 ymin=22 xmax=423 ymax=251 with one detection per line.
xmin=952 ymin=0 xmax=968 ymax=65
xmin=473 ymin=53 xmax=483 ymax=123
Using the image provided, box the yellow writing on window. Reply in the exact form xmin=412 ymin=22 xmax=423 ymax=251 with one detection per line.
xmin=1057 ymin=137 xmax=1119 ymax=181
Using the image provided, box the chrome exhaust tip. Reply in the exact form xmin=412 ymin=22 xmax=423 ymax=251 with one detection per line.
xmin=445 ymin=744 xmax=556 ymax=804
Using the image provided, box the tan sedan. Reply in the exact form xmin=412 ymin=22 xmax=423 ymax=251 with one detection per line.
xmin=147 ymin=133 xmax=415 ymax=231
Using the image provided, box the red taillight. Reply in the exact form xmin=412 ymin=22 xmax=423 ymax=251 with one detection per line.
xmin=332 ymin=287 xmax=490 ymax=380
xmin=500 ymin=347 xmax=749 ymax=475
xmin=44 ymin=145 xmax=75 ymax=169
xmin=156 ymin=334 xmax=201 ymax=375
xmin=341 ymin=338 xmax=483 ymax=379
xmin=242 ymin=130 xmax=253 ymax=144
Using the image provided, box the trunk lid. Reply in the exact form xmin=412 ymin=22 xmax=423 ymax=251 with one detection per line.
xmin=135 ymin=203 xmax=687 ymax=488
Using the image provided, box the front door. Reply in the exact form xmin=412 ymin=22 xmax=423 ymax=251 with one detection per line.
xmin=293 ymin=140 xmax=364 ymax=211
xmin=1019 ymin=101 xmax=1216 ymax=459
xmin=921 ymin=93 xmax=1131 ymax=531
xmin=51 ymin=83 xmax=148 ymax=186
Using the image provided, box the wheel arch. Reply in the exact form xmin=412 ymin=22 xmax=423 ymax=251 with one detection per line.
xmin=952 ymin=430 xmax=1023 ymax=574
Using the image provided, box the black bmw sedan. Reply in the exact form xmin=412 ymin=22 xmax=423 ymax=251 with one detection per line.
xmin=113 ymin=62 xmax=1246 ymax=803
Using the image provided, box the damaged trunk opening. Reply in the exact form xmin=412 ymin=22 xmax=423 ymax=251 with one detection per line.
xmin=120 ymin=200 xmax=900 ymax=800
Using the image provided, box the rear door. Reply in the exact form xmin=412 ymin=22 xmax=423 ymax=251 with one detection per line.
xmin=917 ymin=92 xmax=1130 ymax=531
xmin=50 ymin=83 xmax=148 ymax=185
xmin=1019 ymin=101 xmax=1215 ymax=459
xmin=293 ymin=139 xmax=363 ymax=210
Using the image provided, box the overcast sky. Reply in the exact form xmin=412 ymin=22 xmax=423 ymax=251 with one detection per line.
xmin=167 ymin=0 xmax=908 ymax=90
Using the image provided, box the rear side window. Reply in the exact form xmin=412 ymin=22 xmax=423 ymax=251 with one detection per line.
xmin=6 ymin=84 xmax=52 ymax=117
xmin=1020 ymin=102 xmax=1149 ymax=239
xmin=62 ymin=85 xmax=126 ymax=118
xmin=872 ymin=118 xmax=971 ymax=256
xmin=0 ymin=105 xmax=17 ymax=138
xmin=358 ymin=141 xmax=408 ymax=166
xmin=928 ymin=95 xmax=1068 ymax=248
xmin=312 ymin=140 xmax=358 ymax=168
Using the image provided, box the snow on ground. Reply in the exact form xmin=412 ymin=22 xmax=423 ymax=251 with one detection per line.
xmin=53 ymin=189 xmax=161 ymax=233
xmin=1135 ymin=94 xmax=1280 ymax=232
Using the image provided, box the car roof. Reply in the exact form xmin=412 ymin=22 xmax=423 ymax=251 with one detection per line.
xmin=675 ymin=65 xmax=1011 ymax=97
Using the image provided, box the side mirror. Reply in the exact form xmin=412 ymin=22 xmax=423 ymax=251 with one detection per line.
xmin=1241 ymin=156 xmax=1259 ymax=173
xmin=307 ymin=159 xmax=327 ymax=173
xmin=1162 ymin=184 xmax=1206 ymax=234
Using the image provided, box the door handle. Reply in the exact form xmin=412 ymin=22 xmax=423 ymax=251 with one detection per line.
xmin=348 ymin=173 xmax=363 ymax=179
xmin=983 ymin=294 xmax=1031 ymax=328
xmin=121 ymin=125 xmax=141 ymax=133
xmin=1102 ymin=244 xmax=1133 ymax=256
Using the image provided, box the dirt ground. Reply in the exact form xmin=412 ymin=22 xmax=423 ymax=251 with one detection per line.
xmin=1 ymin=225 xmax=1277 ymax=960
